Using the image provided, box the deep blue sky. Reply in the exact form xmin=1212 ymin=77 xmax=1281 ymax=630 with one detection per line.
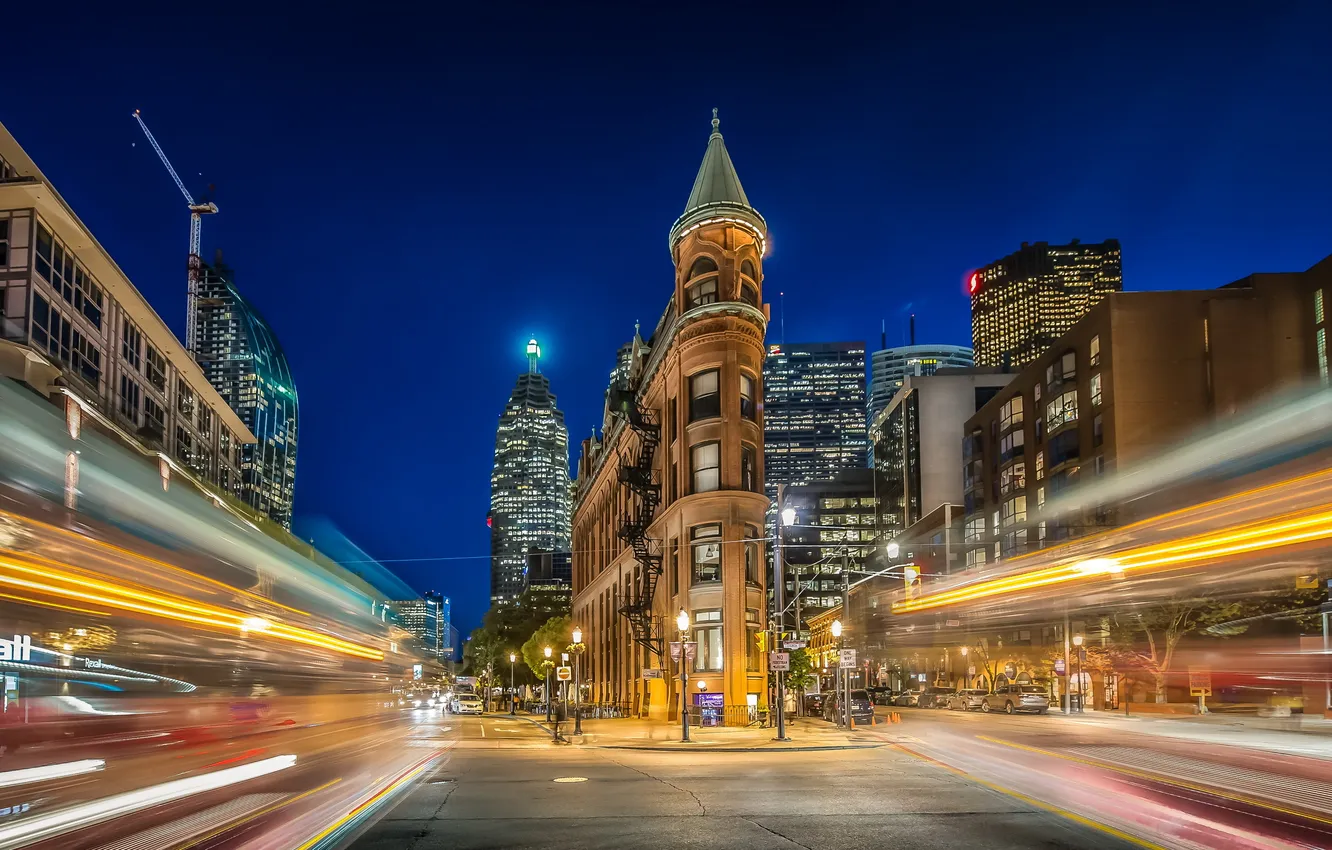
xmin=5 ymin=3 xmax=1330 ymax=637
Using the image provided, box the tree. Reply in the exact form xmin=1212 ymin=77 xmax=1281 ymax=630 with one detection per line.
xmin=521 ymin=615 xmax=572 ymax=680
xmin=1107 ymin=595 xmax=1244 ymax=703
xmin=786 ymin=647 xmax=815 ymax=692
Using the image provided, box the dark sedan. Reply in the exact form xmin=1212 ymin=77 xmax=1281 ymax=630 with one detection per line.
xmin=803 ymin=692 xmax=828 ymax=716
xmin=823 ymin=689 xmax=875 ymax=725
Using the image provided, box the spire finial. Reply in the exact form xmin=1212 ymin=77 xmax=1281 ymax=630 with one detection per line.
xmin=711 ymin=107 xmax=720 ymax=135
xmin=634 ymin=319 xmax=641 ymax=336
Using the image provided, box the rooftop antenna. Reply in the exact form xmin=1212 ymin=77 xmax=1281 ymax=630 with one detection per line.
xmin=880 ymin=320 xmax=886 ymax=351
xmin=910 ymin=313 xmax=916 ymax=346
xmin=780 ymin=291 xmax=786 ymax=345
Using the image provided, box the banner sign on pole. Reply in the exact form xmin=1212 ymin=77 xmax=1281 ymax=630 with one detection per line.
xmin=669 ymin=641 xmax=681 ymax=662
xmin=768 ymin=652 xmax=790 ymax=671
xmin=1054 ymin=659 xmax=1066 ymax=675
xmin=684 ymin=642 xmax=697 ymax=662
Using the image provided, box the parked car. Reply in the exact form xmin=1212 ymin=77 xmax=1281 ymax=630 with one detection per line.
xmin=823 ymin=689 xmax=875 ymax=725
xmin=920 ymin=685 xmax=954 ymax=708
xmin=982 ymin=685 xmax=1050 ymax=715
xmin=867 ymin=687 xmax=896 ymax=706
xmin=452 ymin=694 xmax=485 ymax=715
xmin=947 ymin=688 xmax=989 ymax=711
xmin=894 ymin=688 xmax=924 ymax=707
xmin=803 ymin=693 xmax=828 ymax=715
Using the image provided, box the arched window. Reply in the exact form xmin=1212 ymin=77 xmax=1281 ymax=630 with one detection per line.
xmin=689 ymin=256 xmax=718 ymax=279
xmin=739 ymin=283 xmax=759 ymax=307
xmin=741 ymin=259 xmax=757 ymax=279
xmin=687 ymin=279 xmax=718 ymax=309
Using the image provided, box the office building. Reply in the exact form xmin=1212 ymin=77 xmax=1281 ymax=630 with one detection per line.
xmin=970 ymin=239 xmax=1122 ymax=369
xmin=777 ymin=469 xmax=876 ymax=630
xmin=571 ymin=112 xmax=769 ymax=719
xmin=392 ymin=592 xmax=449 ymax=660
xmin=868 ymin=344 xmax=974 ymax=424
xmin=962 ymin=261 xmax=1329 ymax=569
xmin=0 ymin=121 xmax=253 ymax=495
xmin=763 ymin=341 xmax=869 ymax=501
xmin=871 ymin=369 xmax=1013 ymax=540
xmin=195 ymin=255 xmax=299 ymax=528
xmin=490 ymin=339 xmax=571 ymax=608
xmin=525 ymin=547 xmax=573 ymax=617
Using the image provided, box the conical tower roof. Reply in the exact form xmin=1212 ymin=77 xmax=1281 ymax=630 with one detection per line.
xmin=668 ymin=110 xmax=767 ymax=252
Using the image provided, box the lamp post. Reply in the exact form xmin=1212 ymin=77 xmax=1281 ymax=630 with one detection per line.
xmin=832 ymin=618 xmax=848 ymax=728
xmin=543 ymin=646 xmax=553 ymax=723
xmin=509 ymin=653 xmax=517 ymax=715
xmin=571 ymin=627 xmax=584 ymax=735
xmin=676 ymin=609 xmax=690 ymax=743
xmin=1072 ymin=634 xmax=1084 ymax=713
xmin=960 ymin=645 xmax=969 ymax=688
xmin=773 ymin=498 xmax=796 ymax=742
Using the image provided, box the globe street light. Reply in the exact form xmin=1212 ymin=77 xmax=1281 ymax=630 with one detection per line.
xmin=543 ymin=645 xmax=553 ymax=723
xmin=676 ymin=609 xmax=690 ymax=743
xmin=509 ymin=653 xmax=517 ymax=715
xmin=570 ymin=627 xmax=585 ymax=735
xmin=1072 ymin=634 xmax=1085 ymax=713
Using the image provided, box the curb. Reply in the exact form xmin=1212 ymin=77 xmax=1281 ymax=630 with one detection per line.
xmin=597 ymin=742 xmax=885 ymax=753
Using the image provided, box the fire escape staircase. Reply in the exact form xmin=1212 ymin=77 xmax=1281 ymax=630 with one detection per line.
xmin=608 ymin=384 xmax=663 ymax=661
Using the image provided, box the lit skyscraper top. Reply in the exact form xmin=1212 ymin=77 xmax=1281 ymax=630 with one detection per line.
xmin=970 ymin=239 xmax=1122 ymax=369
xmin=489 ymin=339 xmax=572 ymax=607
xmin=868 ymin=343 xmax=974 ymax=424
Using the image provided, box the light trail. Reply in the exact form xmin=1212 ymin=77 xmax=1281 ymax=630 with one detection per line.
xmin=0 ymin=759 xmax=105 ymax=788
xmin=0 ymin=754 xmax=298 ymax=849
xmin=0 ymin=553 xmax=384 ymax=660
xmin=893 ymin=504 xmax=1332 ymax=614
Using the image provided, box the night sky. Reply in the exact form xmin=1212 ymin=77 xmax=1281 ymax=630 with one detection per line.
xmin=4 ymin=2 xmax=1330 ymax=637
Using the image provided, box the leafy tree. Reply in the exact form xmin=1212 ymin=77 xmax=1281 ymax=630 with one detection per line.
xmin=521 ymin=615 xmax=572 ymax=680
xmin=1107 ymin=595 xmax=1244 ymax=702
xmin=785 ymin=647 xmax=815 ymax=692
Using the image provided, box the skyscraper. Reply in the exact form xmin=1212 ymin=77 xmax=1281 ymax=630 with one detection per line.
xmin=763 ymin=341 xmax=868 ymax=501
xmin=392 ymin=592 xmax=448 ymax=660
xmin=489 ymin=339 xmax=571 ymax=607
xmin=194 ymin=256 xmax=299 ymax=527
xmin=868 ymin=343 xmax=974 ymax=424
xmin=969 ymin=239 xmax=1122 ymax=369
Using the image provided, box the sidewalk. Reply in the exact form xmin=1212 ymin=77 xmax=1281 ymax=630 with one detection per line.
xmin=516 ymin=714 xmax=891 ymax=752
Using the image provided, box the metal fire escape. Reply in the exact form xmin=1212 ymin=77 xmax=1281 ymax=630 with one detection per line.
xmin=608 ymin=382 xmax=664 ymax=661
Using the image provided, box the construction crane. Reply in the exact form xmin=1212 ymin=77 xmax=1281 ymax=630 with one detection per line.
xmin=132 ymin=109 xmax=218 ymax=357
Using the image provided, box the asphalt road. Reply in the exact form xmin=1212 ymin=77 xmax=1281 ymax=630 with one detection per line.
xmin=346 ymin=711 xmax=1145 ymax=850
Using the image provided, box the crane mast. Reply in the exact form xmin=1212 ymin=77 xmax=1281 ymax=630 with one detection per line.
xmin=132 ymin=109 xmax=218 ymax=357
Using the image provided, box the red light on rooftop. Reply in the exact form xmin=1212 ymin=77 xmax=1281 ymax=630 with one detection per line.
xmin=967 ymin=272 xmax=981 ymax=296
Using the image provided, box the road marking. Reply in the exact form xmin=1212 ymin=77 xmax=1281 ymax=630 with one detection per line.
xmin=976 ymin=735 xmax=1332 ymax=828
xmin=480 ymin=724 xmax=485 ymax=738
xmin=892 ymin=743 xmax=1168 ymax=850
xmin=552 ymin=777 xmax=587 ymax=783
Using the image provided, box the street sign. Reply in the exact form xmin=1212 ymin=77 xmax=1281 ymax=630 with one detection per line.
xmin=967 ymin=665 xmax=976 ymax=676
xmin=1189 ymin=667 xmax=1212 ymax=697
xmin=1054 ymin=659 xmax=1066 ymax=676
xmin=642 ymin=668 xmax=663 ymax=680
xmin=782 ymin=640 xmax=808 ymax=650
xmin=669 ymin=641 xmax=681 ymax=662
xmin=838 ymin=649 xmax=857 ymax=669
xmin=768 ymin=652 xmax=790 ymax=671
xmin=556 ymin=666 xmax=571 ymax=681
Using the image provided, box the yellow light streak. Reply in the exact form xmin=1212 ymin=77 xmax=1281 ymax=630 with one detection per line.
xmin=0 ymin=554 xmax=383 ymax=661
xmin=893 ymin=506 xmax=1332 ymax=614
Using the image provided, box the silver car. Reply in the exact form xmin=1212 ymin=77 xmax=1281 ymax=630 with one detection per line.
xmin=947 ymin=688 xmax=989 ymax=711
xmin=981 ymin=684 xmax=1050 ymax=714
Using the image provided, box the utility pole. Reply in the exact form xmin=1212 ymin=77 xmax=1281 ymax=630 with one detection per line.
xmin=773 ymin=485 xmax=791 ymax=742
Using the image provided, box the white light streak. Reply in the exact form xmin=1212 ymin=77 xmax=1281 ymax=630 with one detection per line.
xmin=0 ymin=759 xmax=104 ymax=789
xmin=0 ymin=754 xmax=296 ymax=848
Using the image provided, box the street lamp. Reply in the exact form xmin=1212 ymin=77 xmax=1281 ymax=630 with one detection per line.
xmin=509 ymin=653 xmax=517 ymax=715
xmin=571 ymin=627 xmax=585 ymax=735
xmin=676 ymin=609 xmax=690 ymax=743
xmin=832 ymin=619 xmax=848 ymax=728
xmin=773 ymin=498 xmax=796 ymax=742
xmin=1072 ymin=635 xmax=1085 ymax=713
xmin=543 ymin=646 xmax=553 ymax=723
